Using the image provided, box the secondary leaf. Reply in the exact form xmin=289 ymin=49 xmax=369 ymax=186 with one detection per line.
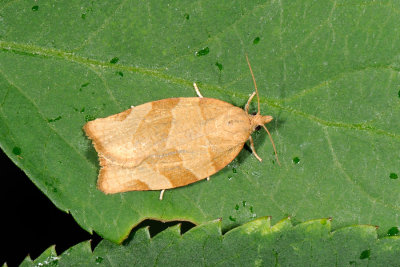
xmin=20 ymin=218 xmax=400 ymax=266
xmin=0 ymin=0 xmax=399 ymax=242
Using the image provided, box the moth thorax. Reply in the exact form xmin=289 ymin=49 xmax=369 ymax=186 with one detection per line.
xmin=250 ymin=114 xmax=273 ymax=131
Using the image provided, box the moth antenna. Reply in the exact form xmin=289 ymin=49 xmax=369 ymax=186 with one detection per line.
xmin=261 ymin=124 xmax=281 ymax=166
xmin=245 ymin=54 xmax=260 ymax=114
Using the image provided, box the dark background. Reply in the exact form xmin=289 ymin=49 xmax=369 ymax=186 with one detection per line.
xmin=1 ymin=149 xmax=194 ymax=266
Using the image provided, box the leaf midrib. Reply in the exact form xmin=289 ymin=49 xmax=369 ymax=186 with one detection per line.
xmin=1 ymin=40 xmax=399 ymax=142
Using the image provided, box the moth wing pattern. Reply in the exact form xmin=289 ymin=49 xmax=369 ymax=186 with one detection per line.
xmin=97 ymin=143 xmax=244 ymax=193
xmin=84 ymin=97 xmax=251 ymax=193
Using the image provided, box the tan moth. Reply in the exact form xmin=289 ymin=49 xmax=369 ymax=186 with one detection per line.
xmin=83 ymin=55 xmax=279 ymax=199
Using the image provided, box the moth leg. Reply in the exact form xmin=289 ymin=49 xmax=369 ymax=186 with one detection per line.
xmin=159 ymin=189 xmax=165 ymax=200
xmin=206 ymin=177 xmax=210 ymax=181
xmin=193 ymin=83 xmax=204 ymax=98
xmin=245 ymin=92 xmax=256 ymax=113
xmin=249 ymin=136 xmax=263 ymax=162
xmin=130 ymin=105 xmax=135 ymax=109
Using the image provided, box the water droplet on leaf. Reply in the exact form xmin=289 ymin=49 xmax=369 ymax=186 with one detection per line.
xmin=387 ymin=226 xmax=399 ymax=236
xmin=215 ymin=62 xmax=223 ymax=71
xmin=12 ymin=147 xmax=21 ymax=155
xmin=253 ymin=37 xmax=260 ymax=44
xmin=110 ymin=57 xmax=119 ymax=64
xmin=95 ymin=256 xmax=103 ymax=263
xmin=195 ymin=47 xmax=209 ymax=56
xmin=359 ymin=249 xmax=370 ymax=259
xmin=81 ymin=82 xmax=90 ymax=88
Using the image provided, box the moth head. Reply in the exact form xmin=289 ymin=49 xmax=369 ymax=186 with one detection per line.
xmin=250 ymin=114 xmax=273 ymax=132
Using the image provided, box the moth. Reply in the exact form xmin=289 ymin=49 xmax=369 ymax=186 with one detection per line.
xmin=84 ymin=55 xmax=279 ymax=199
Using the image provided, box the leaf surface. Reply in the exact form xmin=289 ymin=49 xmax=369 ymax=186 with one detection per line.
xmin=0 ymin=0 xmax=399 ymax=242
xmin=20 ymin=218 xmax=400 ymax=266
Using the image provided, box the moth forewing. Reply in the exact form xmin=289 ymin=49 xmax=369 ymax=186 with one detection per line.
xmin=85 ymin=97 xmax=251 ymax=194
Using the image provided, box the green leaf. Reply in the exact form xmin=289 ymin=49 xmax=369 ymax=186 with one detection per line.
xmin=0 ymin=0 xmax=399 ymax=243
xmin=21 ymin=218 xmax=400 ymax=266
xmin=19 ymin=245 xmax=58 ymax=267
